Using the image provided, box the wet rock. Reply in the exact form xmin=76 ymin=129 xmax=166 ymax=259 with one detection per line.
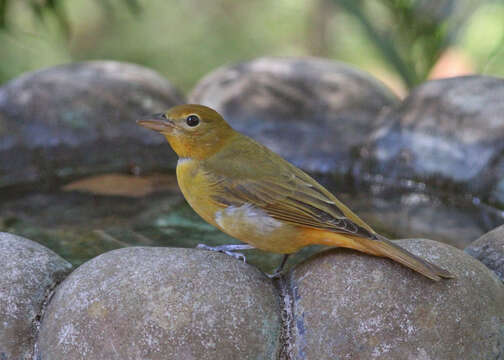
xmin=466 ymin=224 xmax=504 ymax=281
xmin=0 ymin=61 xmax=185 ymax=188
xmin=362 ymin=76 xmax=504 ymax=202
xmin=287 ymin=238 xmax=504 ymax=359
xmin=345 ymin=182 xmax=489 ymax=249
xmin=190 ymin=56 xmax=398 ymax=174
xmin=37 ymin=247 xmax=280 ymax=359
xmin=0 ymin=232 xmax=72 ymax=360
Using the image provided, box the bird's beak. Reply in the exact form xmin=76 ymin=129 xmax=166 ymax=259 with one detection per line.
xmin=136 ymin=113 xmax=174 ymax=133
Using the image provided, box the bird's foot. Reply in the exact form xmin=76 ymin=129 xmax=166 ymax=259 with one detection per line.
xmin=196 ymin=244 xmax=255 ymax=263
xmin=265 ymin=254 xmax=290 ymax=279
xmin=265 ymin=269 xmax=283 ymax=279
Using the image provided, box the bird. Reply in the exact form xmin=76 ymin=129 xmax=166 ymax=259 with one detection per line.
xmin=137 ymin=104 xmax=453 ymax=281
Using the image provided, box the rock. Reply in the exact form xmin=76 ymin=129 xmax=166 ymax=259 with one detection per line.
xmin=466 ymin=225 xmax=504 ymax=281
xmin=362 ymin=76 xmax=504 ymax=202
xmin=0 ymin=232 xmax=72 ymax=360
xmin=286 ymin=238 xmax=504 ymax=359
xmin=190 ymin=56 xmax=398 ymax=174
xmin=37 ymin=247 xmax=280 ymax=359
xmin=348 ymin=185 xmax=487 ymax=249
xmin=0 ymin=61 xmax=185 ymax=188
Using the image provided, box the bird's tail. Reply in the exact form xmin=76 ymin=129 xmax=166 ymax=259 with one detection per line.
xmin=364 ymin=235 xmax=454 ymax=281
xmin=312 ymin=231 xmax=454 ymax=281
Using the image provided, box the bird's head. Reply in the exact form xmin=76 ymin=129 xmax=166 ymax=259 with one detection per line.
xmin=137 ymin=104 xmax=235 ymax=160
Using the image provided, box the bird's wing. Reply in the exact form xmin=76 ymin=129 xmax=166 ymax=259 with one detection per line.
xmin=204 ymin=137 xmax=378 ymax=240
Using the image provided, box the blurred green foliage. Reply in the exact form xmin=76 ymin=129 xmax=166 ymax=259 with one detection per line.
xmin=0 ymin=0 xmax=503 ymax=92
xmin=334 ymin=0 xmax=475 ymax=87
xmin=0 ymin=0 xmax=140 ymax=30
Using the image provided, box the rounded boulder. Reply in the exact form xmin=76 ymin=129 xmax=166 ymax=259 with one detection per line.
xmin=0 ymin=232 xmax=72 ymax=360
xmin=286 ymin=238 xmax=504 ymax=359
xmin=0 ymin=61 xmax=185 ymax=187
xmin=363 ymin=75 xmax=504 ymax=201
xmin=37 ymin=247 xmax=280 ymax=359
xmin=466 ymin=224 xmax=504 ymax=282
xmin=190 ymin=56 xmax=398 ymax=174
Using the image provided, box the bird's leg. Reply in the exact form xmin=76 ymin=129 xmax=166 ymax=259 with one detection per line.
xmin=266 ymin=254 xmax=290 ymax=279
xmin=196 ymin=244 xmax=255 ymax=262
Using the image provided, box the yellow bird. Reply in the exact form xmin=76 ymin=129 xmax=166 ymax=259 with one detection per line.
xmin=137 ymin=104 xmax=453 ymax=281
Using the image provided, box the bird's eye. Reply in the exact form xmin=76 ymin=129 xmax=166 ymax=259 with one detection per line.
xmin=160 ymin=113 xmax=167 ymax=119
xmin=186 ymin=115 xmax=200 ymax=127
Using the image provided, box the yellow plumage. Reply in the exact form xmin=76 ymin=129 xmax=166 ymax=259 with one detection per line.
xmin=138 ymin=104 xmax=453 ymax=281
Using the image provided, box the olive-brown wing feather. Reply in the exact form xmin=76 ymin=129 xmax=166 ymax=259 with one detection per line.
xmin=208 ymin=172 xmax=377 ymax=240
xmin=204 ymin=134 xmax=378 ymax=239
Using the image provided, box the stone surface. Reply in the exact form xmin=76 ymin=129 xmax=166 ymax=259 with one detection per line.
xmin=190 ymin=56 xmax=398 ymax=174
xmin=466 ymin=224 xmax=504 ymax=281
xmin=0 ymin=61 xmax=185 ymax=187
xmin=362 ymin=76 xmax=504 ymax=202
xmin=347 ymin=180 xmax=494 ymax=249
xmin=37 ymin=247 xmax=280 ymax=360
xmin=0 ymin=232 xmax=72 ymax=360
xmin=287 ymin=238 xmax=504 ymax=359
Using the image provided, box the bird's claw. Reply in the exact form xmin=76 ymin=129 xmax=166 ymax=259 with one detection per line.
xmin=265 ymin=270 xmax=283 ymax=279
xmin=222 ymin=250 xmax=247 ymax=262
xmin=196 ymin=244 xmax=247 ymax=263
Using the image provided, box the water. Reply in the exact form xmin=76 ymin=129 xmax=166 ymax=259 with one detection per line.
xmin=1 ymin=171 xmax=502 ymax=273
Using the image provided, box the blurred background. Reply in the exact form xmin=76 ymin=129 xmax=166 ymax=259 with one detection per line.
xmin=0 ymin=0 xmax=503 ymax=96
xmin=1 ymin=0 xmax=504 ymax=269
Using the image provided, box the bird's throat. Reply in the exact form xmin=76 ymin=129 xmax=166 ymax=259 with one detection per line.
xmin=164 ymin=131 xmax=237 ymax=160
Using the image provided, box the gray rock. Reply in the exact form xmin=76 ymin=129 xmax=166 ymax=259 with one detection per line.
xmin=0 ymin=61 xmax=185 ymax=187
xmin=350 ymin=186 xmax=486 ymax=249
xmin=0 ymin=232 xmax=72 ymax=360
xmin=190 ymin=56 xmax=398 ymax=174
xmin=466 ymin=225 xmax=504 ymax=281
xmin=37 ymin=247 xmax=280 ymax=360
xmin=286 ymin=238 xmax=504 ymax=359
xmin=362 ymin=76 xmax=504 ymax=202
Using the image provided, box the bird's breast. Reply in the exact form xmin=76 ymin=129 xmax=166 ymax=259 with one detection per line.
xmin=176 ymin=158 xmax=221 ymax=226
